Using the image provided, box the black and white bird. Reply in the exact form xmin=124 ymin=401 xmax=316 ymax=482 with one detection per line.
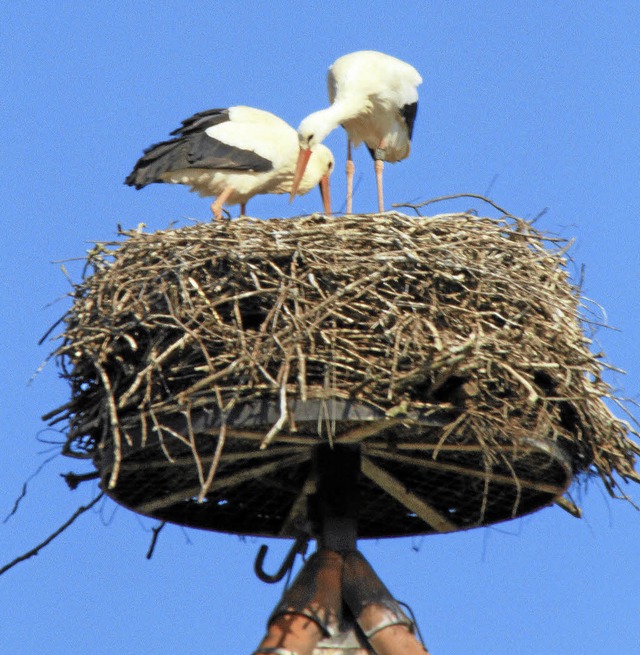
xmin=126 ymin=106 xmax=334 ymax=219
xmin=290 ymin=51 xmax=422 ymax=213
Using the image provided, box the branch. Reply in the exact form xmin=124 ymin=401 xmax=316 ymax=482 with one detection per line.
xmin=0 ymin=492 xmax=104 ymax=577
xmin=392 ymin=193 xmax=514 ymax=217
xmin=3 ymin=453 xmax=59 ymax=523
xmin=61 ymin=470 xmax=101 ymax=490
xmin=146 ymin=521 xmax=167 ymax=559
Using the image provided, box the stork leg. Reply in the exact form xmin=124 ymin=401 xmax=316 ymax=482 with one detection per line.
xmin=210 ymin=186 xmax=235 ymax=221
xmin=346 ymin=139 xmax=355 ymax=214
xmin=374 ymin=160 xmax=384 ymax=213
xmin=240 ymin=202 xmax=247 ymax=217
xmin=374 ymin=141 xmax=387 ymax=213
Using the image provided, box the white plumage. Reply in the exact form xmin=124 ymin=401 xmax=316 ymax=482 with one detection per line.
xmin=290 ymin=51 xmax=422 ymax=213
xmin=126 ymin=106 xmax=334 ymax=219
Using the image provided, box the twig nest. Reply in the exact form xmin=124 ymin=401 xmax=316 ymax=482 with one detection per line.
xmin=46 ymin=211 xmax=639 ymax=537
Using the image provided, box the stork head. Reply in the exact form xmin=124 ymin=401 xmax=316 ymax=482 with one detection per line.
xmin=289 ymin=143 xmax=333 ymax=214
xmin=296 ymin=110 xmax=335 ymax=150
xmin=290 ymin=111 xmax=337 ymax=210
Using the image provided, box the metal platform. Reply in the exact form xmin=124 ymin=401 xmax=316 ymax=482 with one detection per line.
xmin=95 ymin=396 xmax=574 ymax=538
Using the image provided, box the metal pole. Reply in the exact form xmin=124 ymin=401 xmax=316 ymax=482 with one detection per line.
xmin=312 ymin=444 xmax=360 ymax=552
xmin=253 ymin=550 xmax=343 ymax=655
xmin=367 ymin=623 xmax=430 ymax=655
xmin=253 ymin=444 xmax=431 ymax=654
xmin=342 ymin=550 xmax=430 ymax=654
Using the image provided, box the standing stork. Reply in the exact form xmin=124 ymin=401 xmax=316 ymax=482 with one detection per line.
xmin=290 ymin=51 xmax=422 ymax=213
xmin=126 ymin=106 xmax=333 ymax=220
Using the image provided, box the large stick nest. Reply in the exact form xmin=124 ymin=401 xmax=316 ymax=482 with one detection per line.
xmin=45 ymin=210 xmax=639 ymax=536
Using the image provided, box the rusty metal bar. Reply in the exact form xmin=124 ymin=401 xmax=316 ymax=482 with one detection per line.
xmin=366 ymin=623 xmax=430 ymax=655
xmin=342 ymin=550 xmax=412 ymax=634
xmin=254 ymin=549 xmax=344 ymax=655
xmin=342 ymin=550 xmax=430 ymax=654
xmin=254 ymin=614 xmax=324 ymax=655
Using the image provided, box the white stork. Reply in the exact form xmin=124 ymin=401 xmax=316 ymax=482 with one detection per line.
xmin=126 ymin=106 xmax=334 ymax=220
xmin=290 ymin=50 xmax=422 ymax=213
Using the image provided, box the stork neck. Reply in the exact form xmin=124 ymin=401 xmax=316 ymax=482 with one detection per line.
xmin=325 ymin=96 xmax=366 ymax=127
xmin=304 ymin=98 xmax=367 ymax=145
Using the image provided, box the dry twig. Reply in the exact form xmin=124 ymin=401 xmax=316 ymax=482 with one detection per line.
xmin=0 ymin=493 xmax=104 ymax=577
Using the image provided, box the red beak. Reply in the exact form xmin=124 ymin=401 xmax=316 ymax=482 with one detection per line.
xmin=319 ymin=174 xmax=331 ymax=214
xmin=289 ymin=147 xmax=312 ymax=202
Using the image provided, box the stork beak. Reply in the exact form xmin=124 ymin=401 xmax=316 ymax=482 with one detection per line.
xmin=319 ymin=174 xmax=331 ymax=215
xmin=289 ymin=147 xmax=312 ymax=202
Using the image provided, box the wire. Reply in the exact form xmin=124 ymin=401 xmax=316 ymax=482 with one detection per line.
xmin=397 ymin=599 xmax=427 ymax=649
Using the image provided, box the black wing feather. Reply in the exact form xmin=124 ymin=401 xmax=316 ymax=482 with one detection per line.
xmin=125 ymin=111 xmax=273 ymax=189
xmin=185 ymin=131 xmax=272 ymax=171
xmin=125 ymin=137 xmax=186 ymax=188
xmin=169 ymin=108 xmax=231 ymax=137
xmin=400 ymin=102 xmax=418 ymax=140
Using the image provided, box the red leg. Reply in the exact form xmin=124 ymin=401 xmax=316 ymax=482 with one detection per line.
xmin=346 ymin=139 xmax=354 ymax=214
xmin=374 ymin=139 xmax=388 ymax=213
xmin=375 ymin=159 xmax=384 ymax=213
xmin=210 ymin=186 xmax=235 ymax=221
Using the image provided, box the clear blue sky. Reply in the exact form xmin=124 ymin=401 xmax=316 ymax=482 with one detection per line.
xmin=2 ymin=3 xmax=639 ymax=653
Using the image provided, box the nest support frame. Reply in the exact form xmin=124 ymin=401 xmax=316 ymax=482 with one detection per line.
xmin=91 ymin=395 xmax=575 ymax=537
xmin=254 ymin=445 xmax=430 ymax=655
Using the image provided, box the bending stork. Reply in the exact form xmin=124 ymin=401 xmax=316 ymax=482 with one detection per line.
xmin=290 ymin=51 xmax=421 ymax=213
xmin=126 ymin=106 xmax=333 ymax=219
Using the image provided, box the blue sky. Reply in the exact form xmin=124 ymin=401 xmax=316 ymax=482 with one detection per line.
xmin=1 ymin=3 xmax=639 ymax=653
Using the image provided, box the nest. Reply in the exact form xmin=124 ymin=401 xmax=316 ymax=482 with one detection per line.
xmin=45 ymin=210 xmax=640 ymax=537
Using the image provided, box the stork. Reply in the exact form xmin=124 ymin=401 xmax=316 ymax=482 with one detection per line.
xmin=126 ymin=106 xmax=333 ymax=220
xmin=290 ymin=50 xmax=422 ymax=213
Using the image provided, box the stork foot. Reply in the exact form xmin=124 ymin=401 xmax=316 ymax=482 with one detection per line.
xmin=211 ymin=185 xmax=236 ymax=222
